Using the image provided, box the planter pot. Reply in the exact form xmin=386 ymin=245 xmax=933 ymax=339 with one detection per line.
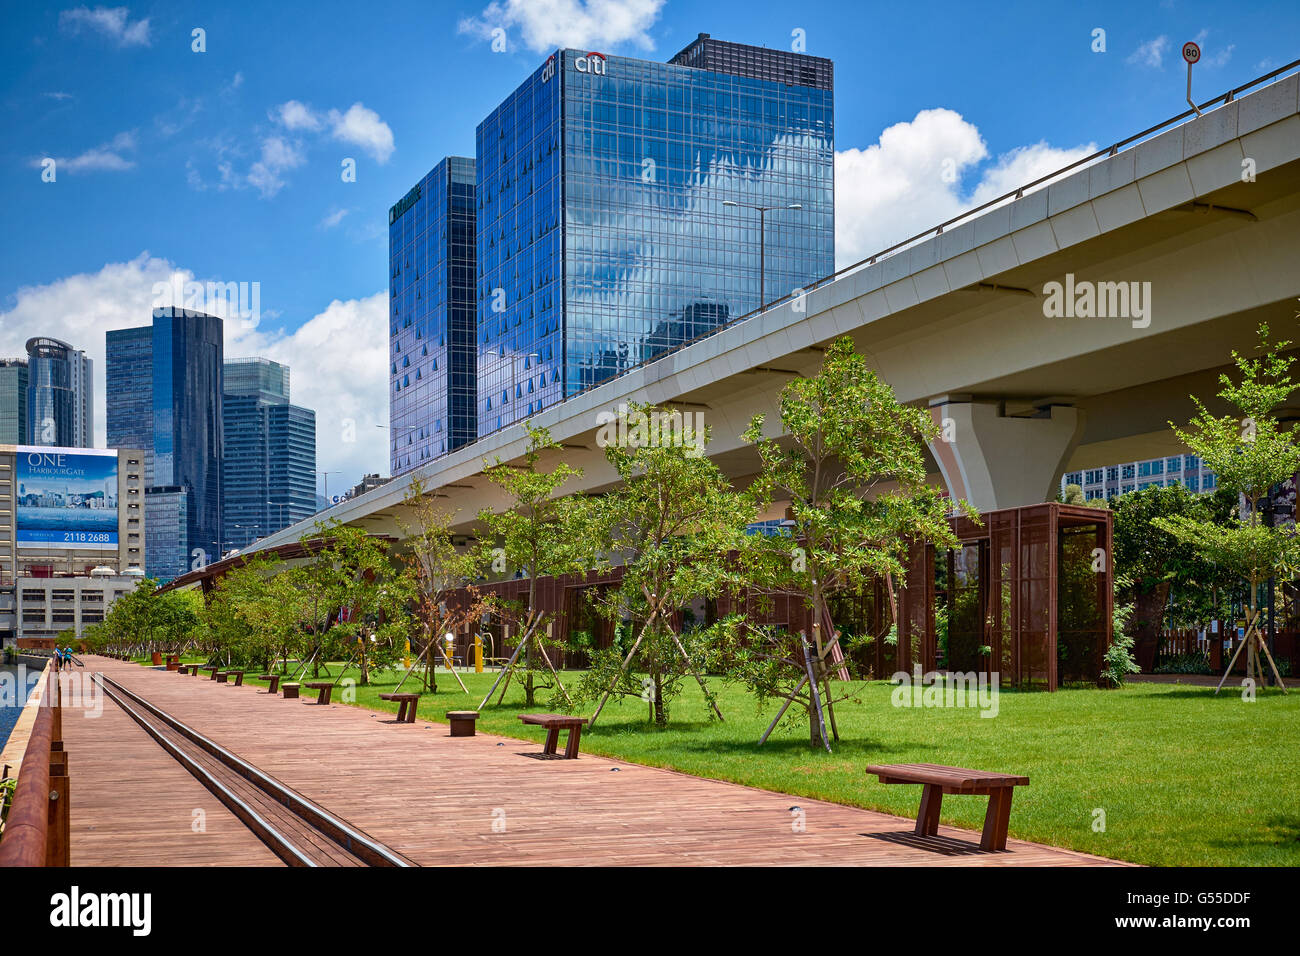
xmin=150 ymin=651 xmax=163 ymax=666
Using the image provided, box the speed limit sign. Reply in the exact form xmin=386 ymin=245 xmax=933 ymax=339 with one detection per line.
xmin=1182 ymin=41 xmax=1201 ymax=64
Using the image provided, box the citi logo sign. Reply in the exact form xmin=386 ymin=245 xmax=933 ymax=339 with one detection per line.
xmin=574 ymin=51 xmax=606 ymax=75
xmin=541 ymin=55 xmax=556 ymax=83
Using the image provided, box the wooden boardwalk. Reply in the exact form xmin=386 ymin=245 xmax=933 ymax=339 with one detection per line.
xmin=63 ymin=657 xmax=1126 ymax=867
xmin=58 ymin=665 xmax=281 ymax=866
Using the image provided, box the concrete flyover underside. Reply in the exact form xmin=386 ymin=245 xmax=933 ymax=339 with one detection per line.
xmin=233 ymin=71 xmax=1300 ymax=560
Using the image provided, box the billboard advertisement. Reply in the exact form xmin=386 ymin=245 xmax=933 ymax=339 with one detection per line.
xmin=15 ymin=446 xmax=119 ymax=551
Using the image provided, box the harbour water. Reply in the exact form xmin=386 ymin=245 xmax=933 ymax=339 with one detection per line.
xmin=0 ymin=663 xmax=42 ymax=756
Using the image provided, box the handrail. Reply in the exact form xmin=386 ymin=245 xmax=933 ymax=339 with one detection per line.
xmin=562 ymin=56 xmax=1300 ymax=401
xmin=0 ymin=669 xmax=55 ymax=867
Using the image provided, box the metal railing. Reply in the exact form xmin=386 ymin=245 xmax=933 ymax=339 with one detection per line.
xmin=0 ymin=666 xmax=70 ymax=867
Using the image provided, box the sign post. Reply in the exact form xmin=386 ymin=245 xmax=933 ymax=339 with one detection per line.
xmin=1183 ymin=41 xmax=1202 ymax=116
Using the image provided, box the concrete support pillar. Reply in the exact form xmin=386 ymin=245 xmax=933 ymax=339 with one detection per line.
xmin=927 ymin=398 xmax=1086 ymax=512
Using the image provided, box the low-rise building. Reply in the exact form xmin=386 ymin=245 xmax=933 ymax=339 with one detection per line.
xmin=16 ymin=569 xmax=143 ymax=642
xmin=0 ymin=445 xmax=145 ymax=646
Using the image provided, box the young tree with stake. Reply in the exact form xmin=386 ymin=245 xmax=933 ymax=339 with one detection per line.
xmin=477 ymin=425 xmax=596 ymax=709
xmin=1153 ymin=324 xmax=1299 ymax=694
xmin=581 ymin=404 xmax=751 ymax=728
xmin=734 ymin=336 xmax=970 ymax=748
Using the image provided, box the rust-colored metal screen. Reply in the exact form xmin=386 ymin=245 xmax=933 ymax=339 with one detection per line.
xmin=928 ymin=503 xmax=1113 ymax=691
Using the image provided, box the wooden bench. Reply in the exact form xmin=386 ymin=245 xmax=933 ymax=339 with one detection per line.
xmin=446 ymin=710 xmax=479 ymax=737
xmin=518 ymin=713 xmax=588 ymax=759
xmin=865 ymin=763 xmax=1029 ymax=851
xmin=224 ymin=670 xmax=244 ymax=686
xmin=215 ymin=670 xmax=230 ymax=683
xmin=379 ymin=693 xmax=420 ymax=723
xmin=176 ymin=664 xmax=193 ymax=675
xmin=303 ymin=682 xmax=334 ymax=705
xmin=258 ymin=674 xmax=280 ymax=694
xmin=203 ymin=666 xmax=221 ymax=681
xmin=281 ymin=682 xmax=301 ymax=700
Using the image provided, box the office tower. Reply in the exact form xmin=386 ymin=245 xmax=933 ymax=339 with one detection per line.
xmin=25 ymin=337 xmax=93 ymax=447
xmin=474 ymin=34 xmax=834 ymax=437
xmin=0 ymin=358 xmax=28 ymax=444
xmin=388 ymin=156 xmax=477 ymax=475
xmin=222 ymin=357 xmax=317 ymax=551
xmin=106 ymin=308 xmax=223 ymax=580
xmin=104 ymin=326 xmax=154 ymax=484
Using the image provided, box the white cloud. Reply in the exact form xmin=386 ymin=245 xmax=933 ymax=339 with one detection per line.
xmin=58 ymin=5 xmax=151 ymax=47
xmin=246 ymin=135 xmax=305 ymax=198
xmin=326 ymin=103 xmax=395 ymax=164
xmin=35 ymin=130 xmax=137 ymax=173
xmin=264 ymin=100 xmax=395 ymax=179
xmin=275 ymin=100 xmax=322 ymax=131
xmin=459 ymin=0 xmax=664 ymax=53
xmin=1192 ymin=30 xmax=1234 ymax=68
xmin=319 ymin=208 xmax=349 ymax=229
xmin=835 ymin=109 xmax=1096 ymax=269
xmin=1127 ymin=35 xmax=1169 ymax=68
xmin=0 ymin=254 xmax=387 ymax=490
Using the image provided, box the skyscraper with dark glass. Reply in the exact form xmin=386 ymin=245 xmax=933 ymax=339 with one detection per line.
xmin=0 ymin=358 xmax=28 ymax=444
xmin=25 ymin=337 xmax=93 ymax=447
xmin=388 ymin=156 xmax=478 ymax=475
xmin=222 ymin=357 xmax=317 ymax=551
xmin=106 ymin=309 xmax=223 ymax=580
xmin=475 ymin=34 xmax=834 ymax=437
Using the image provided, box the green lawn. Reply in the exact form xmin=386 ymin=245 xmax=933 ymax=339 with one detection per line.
xmin=144 ymin=657 xmax=1299 ymax=866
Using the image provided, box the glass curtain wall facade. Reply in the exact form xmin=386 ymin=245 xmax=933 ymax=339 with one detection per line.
xmin=0 ymin=359 xmax=28 ymax=444
xmin=105 ymin=327 xmax=155 ymax=485
xmin=388 ymin=156 xmax=478 ymax=476
xmin=106 ymin=309 xmax=223 ymax=580
xmin=1063 ymin=455 xmax=1220 ymax=500
xmin=222 ymin=358 xmax=317 ymax=551
xmin=476 ymin=35 xmax=834 ymax=437
xmin=25 ymin=337 xmax=93 ymax=448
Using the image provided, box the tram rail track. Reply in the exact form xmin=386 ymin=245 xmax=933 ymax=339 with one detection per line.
xmin=93 ymin=672 xmax=415 ymax=868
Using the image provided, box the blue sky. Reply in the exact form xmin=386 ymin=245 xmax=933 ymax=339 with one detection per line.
xmin=1 ymin=0 xmax=1296 ymax=490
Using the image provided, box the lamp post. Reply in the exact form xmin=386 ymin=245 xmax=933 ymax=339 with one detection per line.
xmin=721 ymin=200 xmax=803 ymax=312
xmin=315 ymin=471 xmax=341 ymax=509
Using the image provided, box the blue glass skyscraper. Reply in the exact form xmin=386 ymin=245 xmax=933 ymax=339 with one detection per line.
xmin=25 ymin=337 xmax=93 ymax=447
xmin=222 ymin=357 xmax=317 ymax=550
xmin=475 ymin=34 xmax=834 ymax=437
xmin=106 ymin=308 xmax=223 ymax=579
xmin=388 ymin=156 xmax=478 ymax=476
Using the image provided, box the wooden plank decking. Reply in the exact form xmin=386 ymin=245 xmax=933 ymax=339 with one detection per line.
xmin=63 ymin=657 xmax=1127 ymax=867
xmin=58 ymin=665 xmax=282 ymax=866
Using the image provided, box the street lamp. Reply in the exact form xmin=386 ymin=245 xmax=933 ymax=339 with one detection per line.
xmin=721 ymin=200 xmax=804 ymax=312
xmin=315 ymin=471 xmax=342 ymax=509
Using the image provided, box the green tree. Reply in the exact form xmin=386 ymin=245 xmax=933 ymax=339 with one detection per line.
xmin=104 ymin=579 xmax=201 ymax=658
xmin=1110 ymin=483 xmax=1238 ymax=663
xmin=735 ymin=335 xmax=970 ymax=747
xmin=580 ymin=404 xmax=750 ymax=728
xmin=477 ymin=425 xmax=596 ymax=708
xmin=395 ymin=478 xmax=487 ymax=693
xmin=1153 ymin=324 xmax=1300 ymax=691
xmin=285 ymin=520 xmax=408 ymax=684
